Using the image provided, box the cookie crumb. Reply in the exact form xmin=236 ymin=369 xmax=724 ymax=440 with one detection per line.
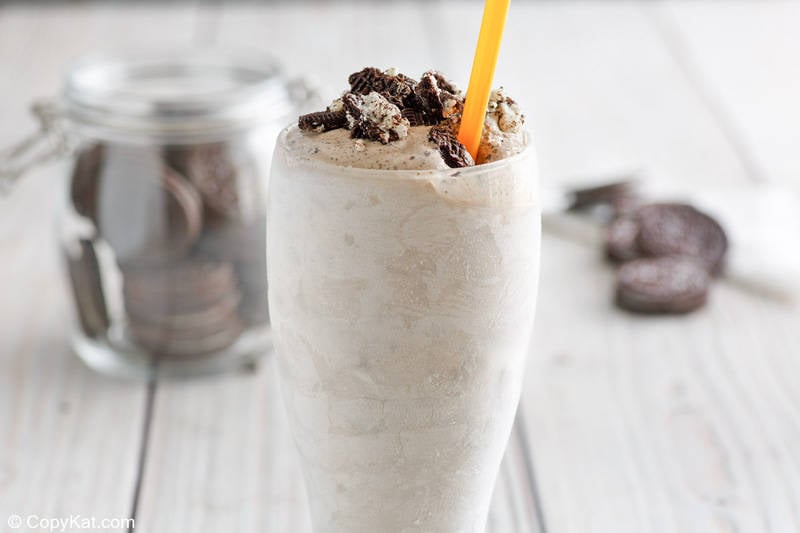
xmin=343 ymin=92 xmax=409 ymax=144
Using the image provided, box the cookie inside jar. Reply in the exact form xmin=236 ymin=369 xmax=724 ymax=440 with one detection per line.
xmin=69 ymin=137 xmax=268 ymax=359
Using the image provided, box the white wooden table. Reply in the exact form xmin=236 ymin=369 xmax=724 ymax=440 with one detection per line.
xmin=1 ymin=2 xmax=799 ymax=532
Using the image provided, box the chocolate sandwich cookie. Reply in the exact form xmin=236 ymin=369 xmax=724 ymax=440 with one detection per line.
xmin=165 ymin=142 xmax=258 ymax=221
xmin=128 ymin=318 xmax=245 ymax=357
xmin=120 ymin=260 xmax=237 ymax=300
xmin=616 ymin=256 xmax=710 ymax=314
xmin=188 ymin=215 xmax=268 ymax=326
xmin=122 ymin=261 xmax=241 ymax=330
xmin=196 ymin=217 xmax=269 ymax=326
xmin=636 ymin=203 xmax=728 ymax=276
xmin=569 ymin=180 xmax=639 ymax=211
xmin=193 ymin=216 xmax=266 ymax=263
xmin=126 ymin=300 xmax=242 ymax=340
xmin=347 ymin=67 xmax=417 ymax=108
xmin=428 ymin=125 xmax=474 ymax=168
xmin=70 ymin=144 xmax=104 ymax=221
xmin=124 ymin=291 xmax=241 ymax=330
xmin=66 ymin=239 xmax=110 ymax=337
xmin=606 ymin=216 xmax=641 ymax=263
xmin=121 ymin=260 xmax=244 ymax=357
xmin=298 ymin=110 xmax=348 ymax=133
xmin=97 ymin=145 xmax=203 ymax=266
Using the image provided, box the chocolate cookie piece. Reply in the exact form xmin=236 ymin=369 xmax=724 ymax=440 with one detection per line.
xmin=348 ymin=67 xmax=417 ymax=107
xmin=121 ymin=259 xmax=245 ymax=357
xmin=616 ymin=256 xmax=710 ymax=314
xmin=193 ymin=216 xmax=266 ymax=262
xmin=121 ymin=260 xmax=236 ymax=299
xmin=165 ymin=143 xmax=247 ymax=220
xmin=128 ymin=317 xmax=244 ymax=357
xmin=401 ymin=107 xmax=437 ymax=127
xmin=70 ymin=144 xmax=104 ymax=221
xmin=413 ymin=72 xmax=455 ymax=121
xmin=125 ymin=291 xmax=241 ymax=329
xmin=606 ymin=216 xmax=641 ymax=263
xmin=97 ymin=146 xmax=203 ymax=266
xmin=298 ymin=110 xmax=348 ymax=133
xmin=569 ymin=180 xmax=640 ymax=213
xmin=163 ymin=165 xmax=204 ymax=249
xmin=189 ymin=214 xmax=268 ymax=326
xmin=298 ymin=68 xmax=469 ymax=144
xmin=636 ymin=203 xmax=728 ymax=275
xmin=342 ymin=92 xmax=409 ymax=144
xmin=66 ymin=239 xmax=110 ymax=337
xmin=429 ymin=126 xmax=474 ymax=168
xmin=427 ymin=70 xmax=460 ymax=96
xmin=406 ymin=71 xmax=463 ymax=126
xmin=414 ymin=72 xmax=446 ymax=120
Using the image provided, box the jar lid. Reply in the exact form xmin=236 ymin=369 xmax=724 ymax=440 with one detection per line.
xmin=62 ymin=49 xmax=296 ymax=141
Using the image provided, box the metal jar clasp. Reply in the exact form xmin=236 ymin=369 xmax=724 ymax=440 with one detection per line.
xmin=0 ymin=100 xmax=76 ymax=193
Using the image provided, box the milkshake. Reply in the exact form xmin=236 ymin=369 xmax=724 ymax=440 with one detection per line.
xmin=268 ymin=68 xmax=540 ymax=532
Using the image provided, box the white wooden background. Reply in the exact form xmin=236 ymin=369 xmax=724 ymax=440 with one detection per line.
xmin=1 ymin=2 xmax=799 ymax=532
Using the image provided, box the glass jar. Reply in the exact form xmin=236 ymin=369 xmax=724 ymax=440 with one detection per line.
xmin=1 ymin=50 xmax=314 ymax=379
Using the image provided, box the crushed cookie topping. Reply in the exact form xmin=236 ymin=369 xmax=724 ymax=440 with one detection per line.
xmin=297 ymin=67 xmax=517 ymax=167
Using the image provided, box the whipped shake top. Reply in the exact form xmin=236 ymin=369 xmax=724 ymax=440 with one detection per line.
xmin=293 ymin=67 xmax=526 ymax=170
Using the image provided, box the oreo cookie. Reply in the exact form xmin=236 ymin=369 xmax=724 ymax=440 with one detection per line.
xmin=616 ymin=256 xmax=710 ymax=314
xmin=342 ymin=92 xmax=409 ymax=144
xmin=401 ymin=107 xmax=437 ymax=127
xmin=414 ymin=73 xmax=446 ymax=120
xmin=97 ymin=146 xmax=203 ymax=267
xmin=606 ymin=216 xmax=641 ymax=263
xmin=66 ymin=133 xmax=269 ymax=360
xmin=70 ymin=144 xmax=104 ymax=221
xmin=121 ymin=260 xmax=236 ymax=299
xmin=298 ymin=68 xmax=468 ymax=145
xmin=428 ymin=126 xmax=474 ymax=168
xmin=164 ymin=143 xmax=252 ymax=221
xmin=413 ymin=71 xmax=460 ymax=122
xmin=298 ymin=110 xmax=348 ymax=133
xmin=121 ymin=260 xmax=245 ymax=357
xmin=569 ymin=180 xmax=640 ymax=214
xmin=636 ymin=203 xmax=728 ymax=276
xmin=348 ymin=67 xmax=416 ymax=107
xmin=128 ymin=318 xmax=244 ymax=358
xmin=66 ymin=239 xmax=109 ymax=337
xmin=427 ymin=70 xmax=459 ymax=95
xmin=193 ymin=215 xmax=265 ymax=262
xmin=191 ymin=216 xmax=268 ymax=327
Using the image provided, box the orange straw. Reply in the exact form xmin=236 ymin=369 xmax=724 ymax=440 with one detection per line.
xmin=457 ymin=0 xmax=511 ymax=161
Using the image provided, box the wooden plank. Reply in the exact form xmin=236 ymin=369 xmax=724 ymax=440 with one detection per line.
xmin=212 ymin=2 xmax=455 ymax=101
xmin=489 ymin=418 xmax=548 ymax=533
xmin=133 ymin=363 xmax=314 ymax=532
xmin=137 ymin=4 xmax=543 ymax=532
xmin=656 ymin=0 xmax=800 ymax=184
xmin=0 ymin=3 xmax=199 ymax=529
xmin=525 ymin=233 xmax=800 ymax=533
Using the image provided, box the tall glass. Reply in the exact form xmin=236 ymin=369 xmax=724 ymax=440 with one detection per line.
xmin=268 ymin=125 xmax=540 ymax=533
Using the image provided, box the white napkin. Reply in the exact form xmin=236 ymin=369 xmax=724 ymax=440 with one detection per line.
xmin=542 ymin=181 xmax=800 ymax=302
